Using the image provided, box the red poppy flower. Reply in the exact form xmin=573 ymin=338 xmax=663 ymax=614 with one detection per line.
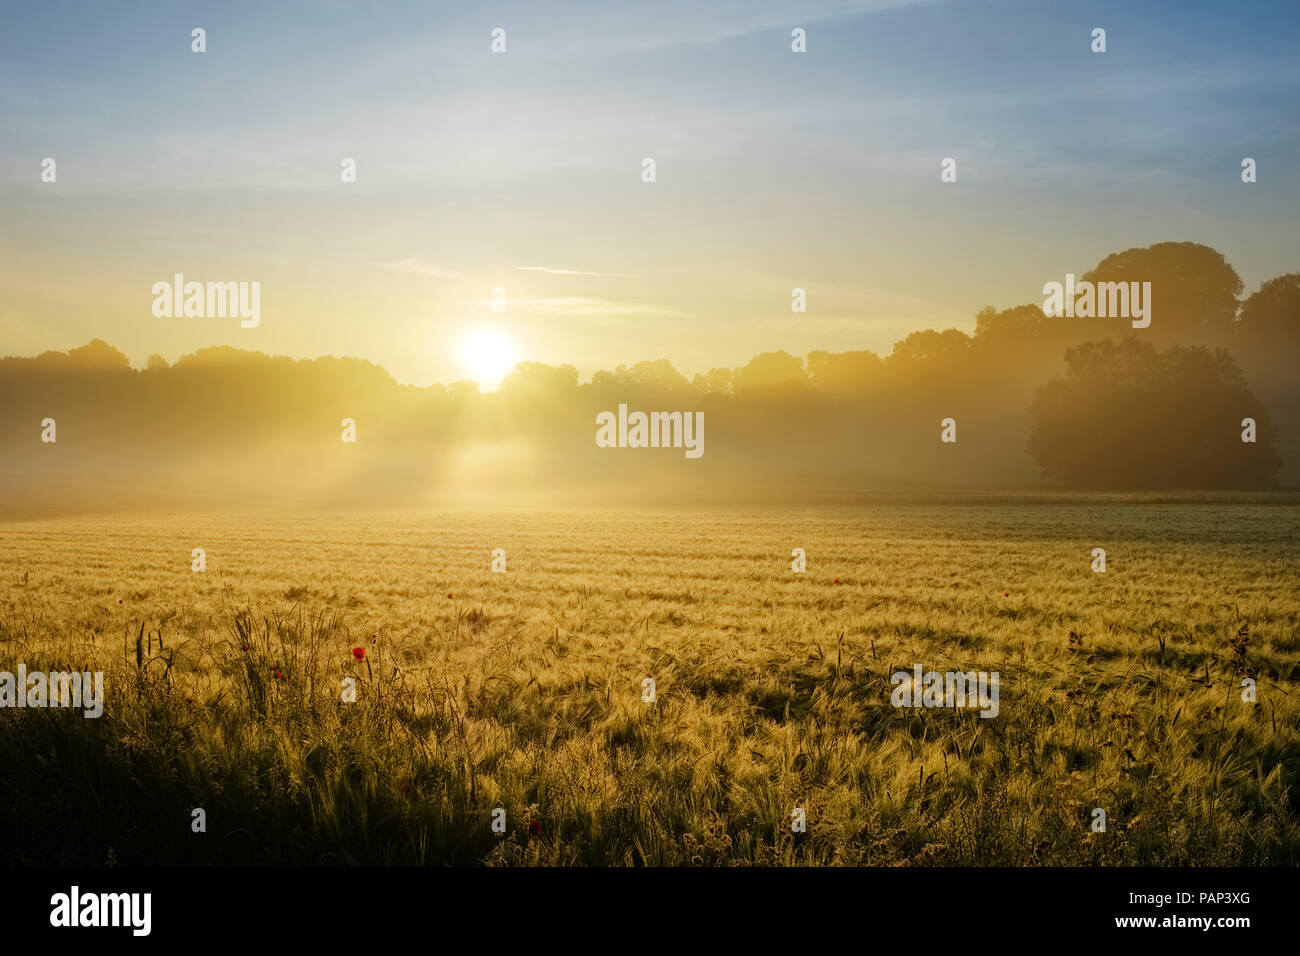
xmin=528 ymin=819 xmax=541 ymax=835
xmin=833 ymin=578 xmax=840 ymax=584
xmin=352 ymin=647 xmax=366 ymax=661
xmin=274 ymin=669 xmax=284 ymax=680
xmin=242 ymin=644 xmax=250 ymax=651
xmin=446 ymin=593 xmax=453 ymax=599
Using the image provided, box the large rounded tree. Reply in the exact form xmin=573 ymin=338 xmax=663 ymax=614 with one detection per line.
xmin=1028 ymin=337 xmax=1280 ymax=489
xmin=1081 ymin=242 xmax=1242 ymax=346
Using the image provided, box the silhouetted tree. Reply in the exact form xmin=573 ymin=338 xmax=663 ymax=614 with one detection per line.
xmin=1236 ymin=274 xmax=1300 ymax=379
xmin=705 ymin=367 xmax=733 ymax=394
xmin=888 ymin=328 xmax=970 ymax=364
xmin=732 ymin=351 xmax=808 ymax=392
xmin=1233 ymin=273 xmax=1300 ymax=485
xmin=1028 ymin=338 xmax=1280 ymax=488
xmin=1081 ymin=242 xmax=1242 ymax=346
xmin=806 ymin=349 xmax=883 ymax=392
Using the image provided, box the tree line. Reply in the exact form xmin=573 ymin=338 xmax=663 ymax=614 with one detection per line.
xmin=1 ymin=242 xmax=1295 ymax=507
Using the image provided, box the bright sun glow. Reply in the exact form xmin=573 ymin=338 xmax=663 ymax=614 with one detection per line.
xmin=458 ymin=329 xmax=515 ymax=387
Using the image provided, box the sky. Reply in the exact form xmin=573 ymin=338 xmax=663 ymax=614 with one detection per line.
xmin=1 ymin=0 xmax=1298 ymax=387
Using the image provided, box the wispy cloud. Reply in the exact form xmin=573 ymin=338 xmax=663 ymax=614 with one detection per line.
xmin=514 ymin=265 xmax=640 ymax=278
xmin=472 ymin=295 xmax=686 ymax=317
xmin=523 ymin=0 xmax=924 ymax=53
xmin=381 ymin=257 xmax=467 ymax=281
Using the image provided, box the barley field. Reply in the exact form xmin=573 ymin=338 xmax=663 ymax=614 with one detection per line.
xmin=1 ymin=501 xmax=1297 ymax=866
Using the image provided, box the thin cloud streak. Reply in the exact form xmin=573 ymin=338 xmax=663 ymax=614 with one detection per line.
xmin=472 ymin=296 xmax=688 ymax=317
xmin=514 ymin=265 xmax=641 ymax=278
xmin=381 ymin=258 xmax=468 ymax=281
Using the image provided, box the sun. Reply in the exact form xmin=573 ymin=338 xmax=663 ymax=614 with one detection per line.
xmin=458 ymin=329 xmax=516 ymax=388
